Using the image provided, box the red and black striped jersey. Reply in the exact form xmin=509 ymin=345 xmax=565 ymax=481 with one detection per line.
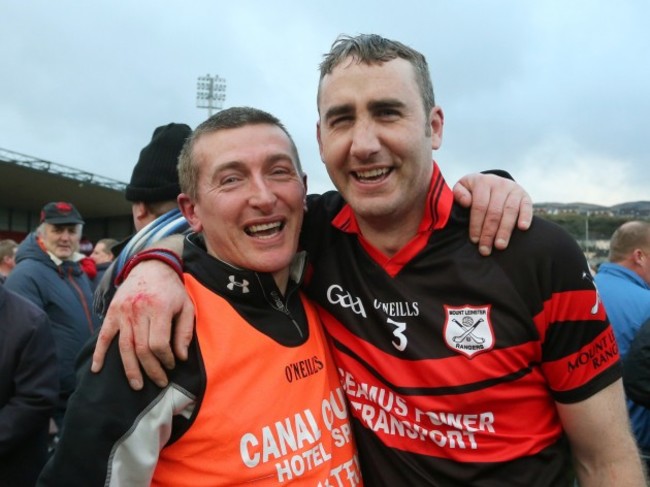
xmin=301 ymin=164 xmax=620 ymax=486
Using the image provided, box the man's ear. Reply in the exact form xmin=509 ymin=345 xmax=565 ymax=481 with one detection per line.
xmin=429 ymin=106 xmax=444 ymax=150
xmin=131 ymin=202 xmax=150 ymax=229
xmin=633 ymin=248 xmax=646 ymax=267
xmin=316 ymin=121 xmax=324 ymax=162
xmin=178 ymin=194 xmax=203 ymax=233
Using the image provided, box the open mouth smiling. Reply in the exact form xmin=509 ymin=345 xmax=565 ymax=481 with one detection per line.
xmin=353 ymin=167 xmax=392 ymax=182
xmin=245 ymin=221 xmax=285 ymax=239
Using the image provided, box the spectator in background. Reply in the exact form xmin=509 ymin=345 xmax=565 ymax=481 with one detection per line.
xmin=0 ymin=239 xmax=17 ymax=284
xmin=125 ymin=123 xmax=191 ymax=233
xmin=0 ymin=285 xmax=58 ymax=487
xmin=93 ymin=123 xmax=192 ymax=317
xmin=5 ymin=202 xmax=100 ymax=432
xmin=90 ymin=238 xmax=118 ymax=290
xmin=595 ymin=220 xmax=650 ymax=470
xmin=78 ymin=237 xmax=94 ymax=257
xmin=76 ymin=246 xmax=97 ymax=283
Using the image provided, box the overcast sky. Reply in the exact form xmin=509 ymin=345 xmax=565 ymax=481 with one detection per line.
xmin=2 ymin=0 xmax=648 ymax=205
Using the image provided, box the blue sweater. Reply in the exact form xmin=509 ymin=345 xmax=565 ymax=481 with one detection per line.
xmin=595 ymin=262 xmax=650 ymax=450
xmin=5 ymin=233 xmax=100 ymax=424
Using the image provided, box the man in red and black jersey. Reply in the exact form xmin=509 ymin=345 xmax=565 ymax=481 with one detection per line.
xmin=90 ymin=35 xmax=644 ymax=485
xmin=299 ymin=34 xmax=643 ymax=486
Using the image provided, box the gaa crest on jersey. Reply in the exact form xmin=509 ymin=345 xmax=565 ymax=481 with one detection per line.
xmin=443 ymin=304 xmax=494 ymax=358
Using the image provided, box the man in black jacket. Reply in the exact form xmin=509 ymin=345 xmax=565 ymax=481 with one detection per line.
xmin=0 ymin=285 xmax=58 ymax=486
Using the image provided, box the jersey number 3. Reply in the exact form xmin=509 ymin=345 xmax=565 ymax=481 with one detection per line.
xmin=387 ymin=318 xmax=407 ymax=351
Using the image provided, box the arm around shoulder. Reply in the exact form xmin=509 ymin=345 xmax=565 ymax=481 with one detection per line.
xmin=453 ymin=171 xmax=533 ymax=256
xmin=91 ymin=234 xmax=194 ymax=391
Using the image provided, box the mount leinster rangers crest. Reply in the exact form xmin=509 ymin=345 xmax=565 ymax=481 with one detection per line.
xmin=443 ymin=305 xmax=494 ymax=358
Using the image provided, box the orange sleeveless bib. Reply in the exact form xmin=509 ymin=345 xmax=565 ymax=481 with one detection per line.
xmin=152 ymin=274 xmax=361 ymax=486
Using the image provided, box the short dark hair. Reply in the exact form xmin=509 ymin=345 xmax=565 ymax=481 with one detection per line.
xmin=318 ymin=34 xmax=436 ymax=119
xmin=178 ymin=107 xmax=303 ymax=200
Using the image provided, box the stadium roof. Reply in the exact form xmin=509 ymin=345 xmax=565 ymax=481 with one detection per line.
xmin=0 ymin=147 xmax=132 ymax=218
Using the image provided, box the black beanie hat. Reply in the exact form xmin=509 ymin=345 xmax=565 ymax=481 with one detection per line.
xmin=125 ymin=123 xmax=192 ymax=203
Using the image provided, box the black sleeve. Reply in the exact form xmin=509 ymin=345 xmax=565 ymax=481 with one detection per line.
xmin=37 ymin=336 xmax=161 ymax=486
xmin=623 ymin=318 xmax=650 ymax=408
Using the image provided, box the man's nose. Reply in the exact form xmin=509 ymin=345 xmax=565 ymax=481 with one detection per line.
xmin=249 ymin=178 xmax=278 ymax=210
xmin=350 ymin=119 xmax=381 ymax=161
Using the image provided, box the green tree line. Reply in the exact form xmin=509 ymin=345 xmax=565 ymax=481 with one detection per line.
xmin=537 ymin=214 xmax=636 ymax=241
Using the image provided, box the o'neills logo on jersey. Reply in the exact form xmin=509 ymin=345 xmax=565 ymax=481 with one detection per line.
xmin=443 ymin=305 xmax=494 ymax=358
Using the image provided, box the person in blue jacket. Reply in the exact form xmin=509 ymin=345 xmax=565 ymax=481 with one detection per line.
xmin=5 ymin=202 xmax=100 ymax=432
xmin=595 ymin=220 xmax=650 ymax=471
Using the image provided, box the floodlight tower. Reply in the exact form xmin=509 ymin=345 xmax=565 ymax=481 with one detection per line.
xmin=196 ymin=75 xmax=227 ymax=117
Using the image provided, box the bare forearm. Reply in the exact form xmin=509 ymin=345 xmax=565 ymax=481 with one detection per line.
xmin=559 ymin=381 xmax=647 ymax=486
xmin=574 ymin=443 xmax=647 ymax=486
